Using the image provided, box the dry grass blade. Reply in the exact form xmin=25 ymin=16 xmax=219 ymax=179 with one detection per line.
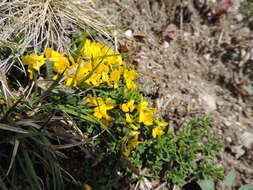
xmin=52 ymin=141 xmax=88 ymax=149
xmin=0 ymin=123 xmax=29 ymax=134
xmin=5 ymin=139 xmax=20 ymax=177
xmin=0 ymin=70 xmax=14 ymax=108
xmin=16 ymin=121 xmax=42 ymax=129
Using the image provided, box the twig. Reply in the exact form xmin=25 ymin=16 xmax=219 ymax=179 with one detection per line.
xmin=155 ymin=182 xmax=167 ymax=190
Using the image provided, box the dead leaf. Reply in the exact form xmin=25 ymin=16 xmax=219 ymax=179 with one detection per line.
xmin=133 ymin=32 xmax=148 ymax=38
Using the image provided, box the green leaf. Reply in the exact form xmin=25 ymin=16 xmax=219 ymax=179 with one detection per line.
xmin=197 ymin=179 xmax=215 ymax=190
xmin=0 ymin=123 xmax=29 ymax=134
xmin=45 ymin=60 xmax=54 ymax=79
xmin=239 ymin=184 xmax=253 ymax=190
xmin=224 ymin=170 xmax=236 ymax=187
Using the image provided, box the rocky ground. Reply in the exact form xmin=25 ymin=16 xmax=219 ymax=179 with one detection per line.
xmin=99 ymin=0 xmax=253 ymax=188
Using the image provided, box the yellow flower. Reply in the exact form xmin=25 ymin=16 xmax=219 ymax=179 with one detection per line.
xmin=80 ymin=39 xmax=122 ymax=66
xmin=137 ymin=99 xmax=156 ymax=126
xmin=102 ymin=71 xmax=109 ymax=82
xmin=152 ymin=120 xmax=168 ymax=138
xmin=85 ymin=97 xmax=101 ymax=105
xmin=65 ymin=39 xmax=123 ymax=87
xmin=123 ymin=149 xmax=130 ymax=157
xmin=93 ymin=104 xmax=109 ymax=120
xmin=137 ymin=99 xmax=149 ymax=112
xmin=104 ymin=48 xmax=122 ymax=66
xmin=122 ymin=134 xmax=140 ymax=157
xmin=124 ymin=69 xmax=138 ymax=81
xmin=44 ymin=48 xmax=69 ymax=74
xmin=85 ymin=97 xmax=115 ymax=120
xmin=84 ymin=184 xmax=92 ymax=190
xmin=110 ymin=69 xmax=122 ymax=88
xmin=123 ymin=69 xmax=138 ymax=90
xmin=125 ymin=113 xmax=133 ymax=123
xmin=80 ymin=39 xmax=102 ymax=59
xmin=129 ymin=130 xmax=140 ymax=136
xmin=139 ymin=108 xmax=156 ymax=126
xmin=152 ymin=126 xmax=165 ymax=138
xmin=121 ymin=100 xmax=135 ymax=112
xmin=65 ymin=78 xmax=74 ymax=86
xmin=130 ymin=124 xmax=139 ymax=130
xmin=155 ymin=119 xmax=168 ymax=128
xmin=22 ymin=53 xmax=45 ymax=79
xmin=125 ymin=79 xmax=137 ymax=89
xmin=81 ymin=63 xmax=110 ymax=87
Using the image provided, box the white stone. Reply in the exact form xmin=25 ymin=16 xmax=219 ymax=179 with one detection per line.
xmin=163 ymin=41 xmax=170 ymax=49
xmin=204 ymin=53 xmax=211 ymax=61
xmin=232 ymin=145 xmax=245 ymax=159
xmin=235 ymin=13 xmax=244 ymax=22
xmin=217 ymin=129 xmax=223 ymax=136
xmin=124 ymin=30 xmax=133 ymax=38
xmin=240 ymin=132 xmax=253 ymax=149
xmin=223 ymin=119 xmax=230 ymax=126
xmin=226 ymin=137 xmax=232 ymax=143
xmin=201 ymin=93 xmax=217 ymax=112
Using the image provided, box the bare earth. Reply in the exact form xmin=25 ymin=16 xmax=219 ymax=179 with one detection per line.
xmin=99 ymin=0 xmax=253 ymax=188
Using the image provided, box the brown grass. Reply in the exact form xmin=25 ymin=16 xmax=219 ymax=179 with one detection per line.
xmin=0 ymin=0 xmax=114 ymax=73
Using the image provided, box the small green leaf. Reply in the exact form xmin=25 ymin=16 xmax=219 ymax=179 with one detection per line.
xmin=197 ymin=179 xmax=215 ymax=190
xmin=224 ymin=170 xmax=236 ymax=187
xmin=239 ymin=184 xmax=253 ymax=190
xmin=45 ymin=60 xmax=54 ymax=79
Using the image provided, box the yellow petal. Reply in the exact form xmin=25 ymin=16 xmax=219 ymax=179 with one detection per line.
xmin=121 ymin=103 xmax=129 ymax=112
xmin=129 ymin=130 xmax=140 ymax=136
xmin=126 ymin=113 xmax=133 ymax=123
xmin=130 ymin=124 xmax=138 ymax=130
xmin=152 ymin=126 xmax=165 ymax=138
xmin=84 ymin=184 xmax=92 ymax=190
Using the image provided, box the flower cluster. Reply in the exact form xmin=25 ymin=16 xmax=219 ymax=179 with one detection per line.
xmin=22 ymin=38 xmax=168 ymax=157
xmin=83 ymin=96 xmax=168 ymax=157
xmin=22 ymin=39 xmax=137 ymax=90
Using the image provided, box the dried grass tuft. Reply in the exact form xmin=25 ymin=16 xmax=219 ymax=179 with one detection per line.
xmin=0 ymin=0 xmax=114 ymax=73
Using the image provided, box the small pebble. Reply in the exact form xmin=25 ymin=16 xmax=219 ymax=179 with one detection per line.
xmin=235 ymin=13 xmax=244 ymax=22
xmin=224 ymin=120 xmax=232 ymax=126
xmin=241 ymin=49 xmax=246 ymax=57
xmin=232 ymin=145 xmax=245 ymax=159
xmin=217 ymin=129 xmax=223 ymax=136
xmin=226 ymin=137 xmax=232 ymax=143
xmin=163 ymin=41 xmax=170 ymax=49
xmin=204 ymin=53 xmax=211 ymax=61
xmin=124 ymin=30 xmax=133 ymax=38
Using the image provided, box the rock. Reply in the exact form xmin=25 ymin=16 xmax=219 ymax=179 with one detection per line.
xmin=201 ymin=93 xmax=217 ymax=113
xmin=231 ymin=145 xmax=245 ymax=159
xmin=162 ymin=41 xmax=170 ymax=49
xmin=235 ymin=13 xmax=244 ymax=22
xmin=237 ymin=27 xmax=251 ymax=37
xmin=217 ymin=129 xmax=223 ymax=136
xmin=239 ymin=131 xmax=253 ymax=149
xmin=160 ymin=41 xmax=170 ymax=53
xmin=226 ymin=137 xmax=232 ymax=143
xmin=204 ymin=53 xmax=211 ymax=61
xmin=224 ymin=120 xmax=232 ymax=127
xmin=124 ymin=30 xmax=133 ymax=38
